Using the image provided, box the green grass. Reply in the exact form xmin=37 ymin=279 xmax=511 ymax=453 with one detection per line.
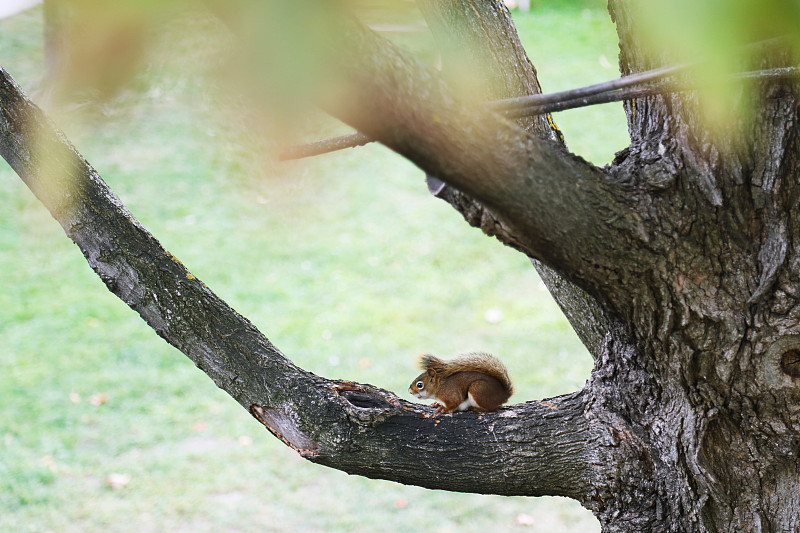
xmin=514 ymin=1 xmax=630 ymax=163
xmin=0 ymin=2 xmax=626 ymax=531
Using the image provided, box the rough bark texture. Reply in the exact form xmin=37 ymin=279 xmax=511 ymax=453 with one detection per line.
xmin=3 ymin=1 xmax=800 ymax=532
xmin=592 ymin=2 xmax=800 ymax=530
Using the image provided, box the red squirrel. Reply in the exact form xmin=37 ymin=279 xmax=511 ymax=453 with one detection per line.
xmin=408 ymin=352 xmax=513 ymax=412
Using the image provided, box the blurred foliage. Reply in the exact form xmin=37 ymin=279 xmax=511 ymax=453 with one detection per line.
xmin=42 ymin=0 xmax=797 ymax=148
xmin=44 ymin=0 xmax=153 ymax=98
xmin=633 ymin=0 xmax=800 ymax=133
xmin=45 ymin=0 xmax=424 ymax=119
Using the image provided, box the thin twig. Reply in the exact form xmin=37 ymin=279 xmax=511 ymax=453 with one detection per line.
xmin=278 ymin=65 xmax=800 ymax=161
xmin=504 ymin=66 xmax=800 ymax=117
xmin=491 ymin=63 xmax=688 ymax=112
xmin=499 ymin=82 xmax=669 ymax=118
xmin=279 ymin=131 xmax=372 ymax=160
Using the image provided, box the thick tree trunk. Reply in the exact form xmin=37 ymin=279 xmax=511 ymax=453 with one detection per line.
xmin=589 ymin=2 xmax=800 ymax=530
xmin=2 ymin=1 xmax=800 ymax=532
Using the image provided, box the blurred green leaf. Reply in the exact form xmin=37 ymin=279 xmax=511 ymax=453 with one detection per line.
xmin=634 ymin=0 xmax=800 ymax=133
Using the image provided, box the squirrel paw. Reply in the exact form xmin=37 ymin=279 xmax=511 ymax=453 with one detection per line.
xmin=432 ymin=401 xmax=447 ymax=413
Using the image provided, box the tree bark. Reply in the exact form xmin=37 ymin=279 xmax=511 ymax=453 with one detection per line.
xmin=3 ymin=1 xmax=800 ymax=531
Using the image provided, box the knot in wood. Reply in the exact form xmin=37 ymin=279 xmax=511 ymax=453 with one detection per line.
xmin=779 ymin=349 xmax=800 ymax=380
xmin=763 ymin=335 xmax=800 ymax=387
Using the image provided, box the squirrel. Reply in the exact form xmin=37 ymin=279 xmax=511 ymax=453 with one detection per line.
xmin=408 ymin=352 xmax=513 ymax=412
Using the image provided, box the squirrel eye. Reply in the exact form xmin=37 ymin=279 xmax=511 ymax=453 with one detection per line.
xmin=416 ymin=381 xmax=424 ymax=390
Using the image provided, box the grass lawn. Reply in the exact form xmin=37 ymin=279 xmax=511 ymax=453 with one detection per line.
xmin=0 ymin=1 xmax=626 ymax=531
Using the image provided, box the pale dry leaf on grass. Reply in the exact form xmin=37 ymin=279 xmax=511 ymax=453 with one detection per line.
xmin=106 ymin=473 xmax=131 ymax=490
xmin=516 ymin=513 xmax=536 ymax=526
xmin=88 ymin=392 xmax=108 ymax=406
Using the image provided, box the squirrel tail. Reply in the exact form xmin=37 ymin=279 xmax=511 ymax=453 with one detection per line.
xmin=419 ymin=352 xmax=513 ymax=396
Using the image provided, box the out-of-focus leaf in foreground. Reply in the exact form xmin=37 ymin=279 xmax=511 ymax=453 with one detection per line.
xmin=632 ymin=0 xmax=800 ymax=135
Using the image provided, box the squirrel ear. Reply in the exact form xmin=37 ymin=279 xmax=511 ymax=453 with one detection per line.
xmin=426 ymin=368 xmax=436 ymax=378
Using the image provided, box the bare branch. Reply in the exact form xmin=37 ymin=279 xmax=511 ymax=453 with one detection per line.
xmin=278 ymin=75 xmax=672 ymax=160
xmin=279 ymin=130 xmax=371 ymax=160
xmin=0 ymin=66 xmax=599 ymax=501
xmin=280 ymin=65 xmax=800 ymax=160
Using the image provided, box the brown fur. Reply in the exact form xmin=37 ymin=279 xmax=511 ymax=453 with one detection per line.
xmin=419 ymin=353 xmax=513 ymax=395
xmin=410 ymin=352 xmax=513 ymax=412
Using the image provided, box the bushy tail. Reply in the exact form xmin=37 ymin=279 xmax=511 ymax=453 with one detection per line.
xmin=418 ymin=352 xmax=513 ymax=395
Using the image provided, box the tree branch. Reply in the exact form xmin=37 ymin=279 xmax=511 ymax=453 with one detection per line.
xmin=278 ymin=78 xmax=673 ymax=160
xmin=307 ymin=388 xmax=596 ymax=498
xmin=0 ymin=66 xmax=599 ymax=501
xmin=413 ymin=0 xmax=613 ymax=357
xmin=416 ymin=0 xmax=560 ymax=141
xmin=279 ymin=130 xmax=371 ymax=160
xmin=306 ymin=11 xmax=642 ymax=301
xmin=280 ymin=65 xmax=800 ymax=160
